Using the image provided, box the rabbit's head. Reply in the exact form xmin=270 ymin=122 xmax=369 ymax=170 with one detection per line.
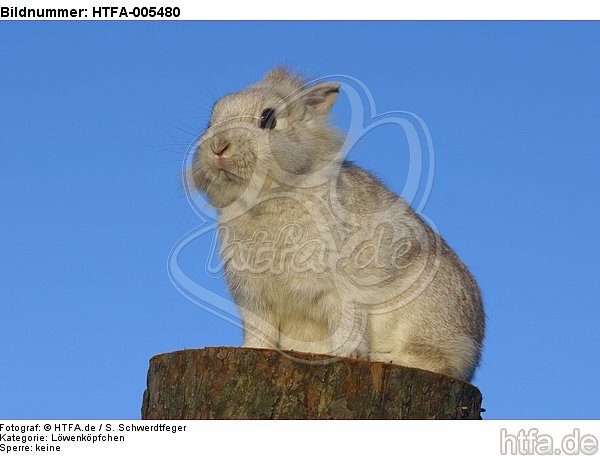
xmin=192 ymin=67 xmax=343 ymax=208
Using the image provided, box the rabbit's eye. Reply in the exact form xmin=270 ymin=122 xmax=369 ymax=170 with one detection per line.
xmin=259 ymin=109 xmax=277 ymax=129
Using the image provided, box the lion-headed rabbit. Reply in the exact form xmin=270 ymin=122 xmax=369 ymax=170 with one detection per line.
xmin=191 ymin=67 xmax=484 ymax=381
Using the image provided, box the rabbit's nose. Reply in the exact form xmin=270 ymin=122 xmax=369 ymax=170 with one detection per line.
xmin=212 ymin=141 xmax=230 ymax=156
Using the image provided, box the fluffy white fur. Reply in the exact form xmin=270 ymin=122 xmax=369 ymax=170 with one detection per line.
xmin=191 ymin=67 xmax=485 ymax=381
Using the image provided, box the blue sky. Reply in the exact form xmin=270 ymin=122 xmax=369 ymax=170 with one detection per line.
xmin=1 ymin=21 xmax=599 ymax=419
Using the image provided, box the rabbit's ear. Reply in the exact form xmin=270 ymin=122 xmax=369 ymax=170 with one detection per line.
xmin=301 ymin=82 xmax=340 ymax=116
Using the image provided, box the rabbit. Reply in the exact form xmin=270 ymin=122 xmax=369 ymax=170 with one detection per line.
xmin=191 ymin=67 xmax=485 ymax=382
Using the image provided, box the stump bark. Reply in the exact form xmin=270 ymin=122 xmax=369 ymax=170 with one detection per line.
xmin=141 ymin=347 xmax=483 ymax=419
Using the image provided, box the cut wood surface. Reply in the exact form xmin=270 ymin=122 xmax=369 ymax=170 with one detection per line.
xmin=141 ymin=347 xmax=483 ymax=419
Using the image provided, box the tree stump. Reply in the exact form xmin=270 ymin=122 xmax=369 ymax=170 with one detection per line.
xmin=141 ymin=347 xmax=483 ymax=419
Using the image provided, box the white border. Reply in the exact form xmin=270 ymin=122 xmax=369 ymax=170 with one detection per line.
xmin=1 ymin=420 xmax=599 ymax=455
xmin=1 ymin=0 xmax=599 ymax=20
